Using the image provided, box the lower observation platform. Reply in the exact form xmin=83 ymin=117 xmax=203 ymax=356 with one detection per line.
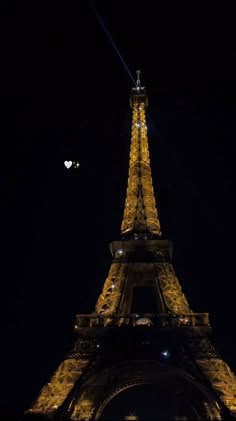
xmin=75 ymin=313 xmax=210 ymax=329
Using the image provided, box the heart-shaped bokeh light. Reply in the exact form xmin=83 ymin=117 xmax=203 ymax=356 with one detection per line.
xmin=64 ymin=161 xmax=72 ymax=169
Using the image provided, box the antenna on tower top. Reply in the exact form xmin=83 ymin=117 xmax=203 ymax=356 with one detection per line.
xmin=136 ymin=69 xmax=141 ymax=88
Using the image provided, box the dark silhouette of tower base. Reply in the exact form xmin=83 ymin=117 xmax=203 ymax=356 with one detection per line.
xmin=24 ymin=73 xmax=236 ymax=420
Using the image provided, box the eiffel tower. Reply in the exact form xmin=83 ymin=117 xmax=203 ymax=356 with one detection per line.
xmin=24 ymin=72 xmax=236 ymax=420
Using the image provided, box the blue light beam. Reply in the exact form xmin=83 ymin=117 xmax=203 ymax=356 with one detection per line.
xmin=89 ymin=1 xmax=136 ymax=85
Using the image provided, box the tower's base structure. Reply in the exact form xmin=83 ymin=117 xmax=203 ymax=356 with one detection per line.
xmin=24 ymin=75 xmax=236 ymax=420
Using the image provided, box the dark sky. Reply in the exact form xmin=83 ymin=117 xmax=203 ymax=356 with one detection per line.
xmin=1 ymin=2 xmax=236 ymax=418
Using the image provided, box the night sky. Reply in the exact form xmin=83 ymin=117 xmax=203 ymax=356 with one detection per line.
xmin=1 ymin=2 xmax=236 ymax=419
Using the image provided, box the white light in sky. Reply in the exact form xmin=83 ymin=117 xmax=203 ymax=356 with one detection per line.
xmin=64 ymin=161 xmax=72 ymax=169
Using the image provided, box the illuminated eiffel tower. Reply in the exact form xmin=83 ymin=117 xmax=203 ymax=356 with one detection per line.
xmin=24 ymin=72 xmax=236 ymax=420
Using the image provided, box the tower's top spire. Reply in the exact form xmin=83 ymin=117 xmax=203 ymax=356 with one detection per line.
xmin=136 ymin=69 xmax=141 ymax=88
xmin=130 ymin=69 xmax=147 ymax=108
xmin=121 ymin=78 xmax=161 ymax=239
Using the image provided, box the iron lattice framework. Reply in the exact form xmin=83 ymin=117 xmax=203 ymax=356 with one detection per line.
xmin=121 ymin=87 xmax=161 ymax=238
xmin=25 ymin=73 xmax=236 ymax=420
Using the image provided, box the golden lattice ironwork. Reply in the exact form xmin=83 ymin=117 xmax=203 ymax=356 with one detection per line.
xmin=121 ymin=89 xmax=161 ymax=238
xmin=71 ymin=393 xmax=95 ymax=420
xmin=28 ymin=358 xmax=89 ymax=415
xmin=95 ymin=262 xmax=128 ymax=316
xmin=155 ymin=262 xmax=192 ymax=314
xmin=196 ymin=359 xmax=236 ymax=415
